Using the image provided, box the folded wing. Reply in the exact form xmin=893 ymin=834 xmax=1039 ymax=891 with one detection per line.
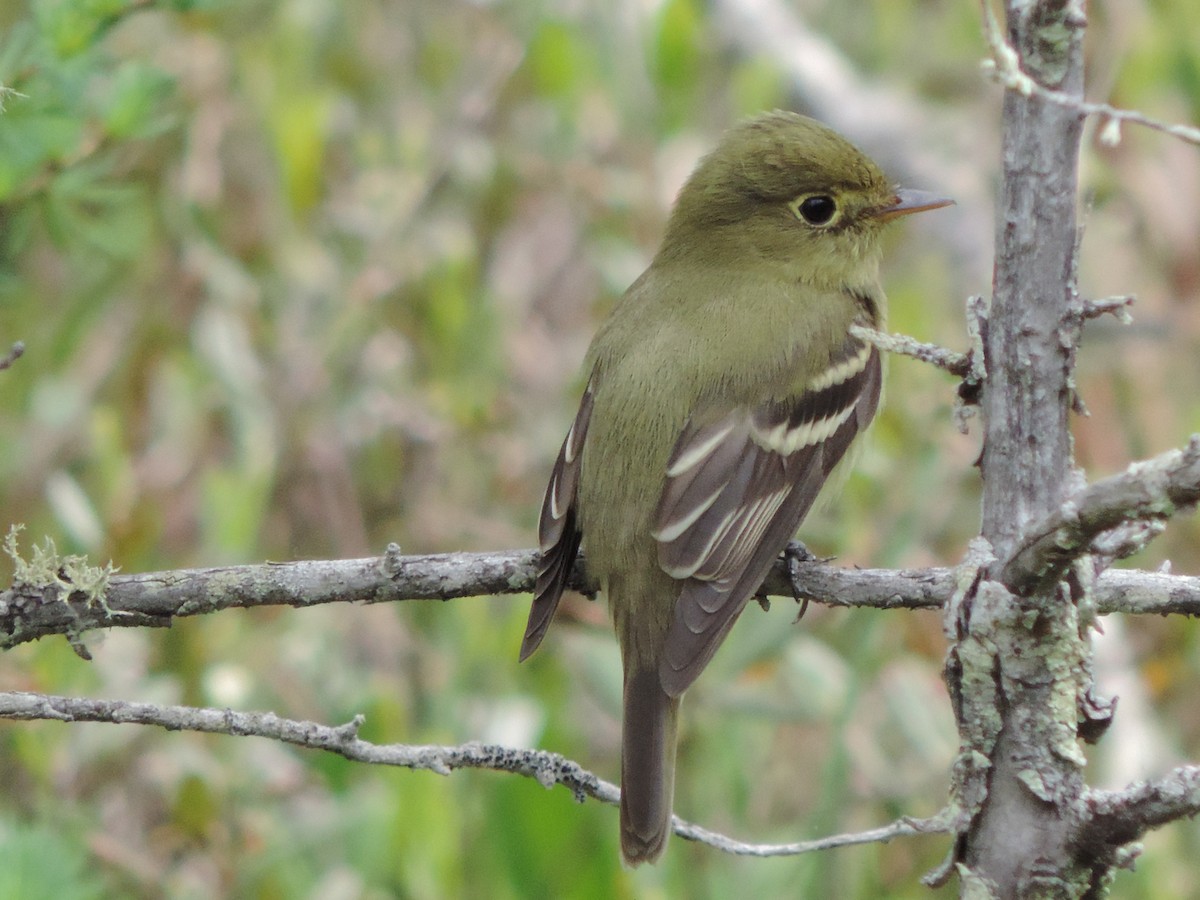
xmin=654 ymin=338 xmax=882 ymax=696
xmin=520 ymin=380 xmax=595 ymax=661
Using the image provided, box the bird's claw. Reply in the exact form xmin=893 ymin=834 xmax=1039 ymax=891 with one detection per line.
xmin=783 ymin=540 xmax=826 ymax=622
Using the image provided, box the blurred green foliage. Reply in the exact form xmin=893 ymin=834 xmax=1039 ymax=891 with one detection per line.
xmin=1 ymin=0 xmax=1199 ymax=896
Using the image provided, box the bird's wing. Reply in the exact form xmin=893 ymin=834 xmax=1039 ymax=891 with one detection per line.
xmin=519 ymin=379 xmax=595 ymax=661
xmin=654 ymin=338 xmax=882 ymax=696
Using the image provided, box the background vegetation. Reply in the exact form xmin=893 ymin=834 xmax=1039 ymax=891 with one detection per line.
xmin=1 ymin=0 xmax=1198 ymax=896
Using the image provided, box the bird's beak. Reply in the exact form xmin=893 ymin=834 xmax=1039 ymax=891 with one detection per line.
xmin=874 ymin=188 xmax=954 ymax=223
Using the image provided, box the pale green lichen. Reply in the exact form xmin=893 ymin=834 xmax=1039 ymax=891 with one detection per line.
xmin=950 ymin=749 xmax=994 ymax=819
xmin=1017 ymin=765 xmax=1053 ymax=802
xmin=1023 ymin=0 xmax=1079 ymax=88
xmin=956 ymin=863 xmax=1000 ymax=900
xmin=4 ymin=524 xmax=118 ymax=611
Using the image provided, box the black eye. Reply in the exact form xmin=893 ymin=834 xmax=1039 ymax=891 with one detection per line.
xmin=796 ymin=195 xmax=837 ymax=226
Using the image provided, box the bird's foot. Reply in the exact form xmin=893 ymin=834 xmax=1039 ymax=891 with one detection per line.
xmin=783 ymin=540 xmax=830 ymax=622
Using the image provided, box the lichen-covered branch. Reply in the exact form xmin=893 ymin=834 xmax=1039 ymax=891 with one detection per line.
xmin=848 ymin=324 xmax=972 ymax=378
xmin=6 ymin=540 xmax=1200 ymax=652
xmin=1002 ymin=436 xmax=1200 ymax=594
xmin=0 ymin=689 xmax=952 ymax=859
xmin=953 ymin=0 xmax=1094 ymax=894
xmin=1079 ymin=767 xmax=1200 ymax=853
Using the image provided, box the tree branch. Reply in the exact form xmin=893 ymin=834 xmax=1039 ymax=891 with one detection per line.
xmin=0 ymin=340 xmax=23 ymax=371
xmin=1077 ymin=295 xmax=1134 ymax=324
xmin=1079 ymin=766 xmax=1200 ymax=852
xmin=0 ymin=689 xmax=952 ymax=858
xmin=979 ymin=0 xmax=1200 ymax=148
xmin=959 ymin=0 xmax=1092 ymax=893
xmin=1001 ymin=436 xmax=1200 ymax=595
xmin=7 ymin=542 xmax=1200 ymax=652
xmin=848 ymin=324 xmax=971 ymax=378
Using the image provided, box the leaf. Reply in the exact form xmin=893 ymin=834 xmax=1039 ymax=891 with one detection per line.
xmin=100 ymin=60 xmax=176 ymax=140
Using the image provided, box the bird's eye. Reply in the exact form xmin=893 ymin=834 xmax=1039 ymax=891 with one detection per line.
xmin=791 ymin=194 xmax=838 ymax=227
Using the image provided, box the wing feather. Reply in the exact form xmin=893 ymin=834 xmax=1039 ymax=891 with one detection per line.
xmin=656 ymin=342 xmax=882 ymax=696
xmin=520 ymin=380 xmax=595 ymax=661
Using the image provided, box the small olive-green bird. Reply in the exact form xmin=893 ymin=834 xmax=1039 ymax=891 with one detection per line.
xmin=519 ymin=111 xmax=951 ymax=865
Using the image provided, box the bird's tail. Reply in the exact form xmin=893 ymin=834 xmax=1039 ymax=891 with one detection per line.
xmin=619 ymin=665 xmax=680 ymax=865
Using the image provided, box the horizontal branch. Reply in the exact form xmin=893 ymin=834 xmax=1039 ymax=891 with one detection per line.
xmin=849 ymin=320 xmax=988 ymax=434
xmin=1078 ymin=295 xmax=1134 ymax=324
xmin=0 ymin=689 xmax=951 ymax=858
xmin=979 ymin=0 xmax=1200 ymax=147
xmin=988 ymin=67 xmax=1200 ymax=148
xmin=1079 ymin=766 xmax=1200 ymax=852
xmin=848 ymin=324 xmax=972 ymax=378
xmin=1001 ymin=436 xmax=1200 ymax=594
xmin=4 ymin=544 xmax=1200 ymax=651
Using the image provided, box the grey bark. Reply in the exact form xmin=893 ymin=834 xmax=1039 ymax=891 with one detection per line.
xmin=945 ymin=1 xmax=1146 ymax=896
xmin=7 ymin=545 xmax=1200 ymax=652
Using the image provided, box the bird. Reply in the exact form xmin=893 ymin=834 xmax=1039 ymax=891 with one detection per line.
xmin=519 ymin=110 xmax=951 ymax=865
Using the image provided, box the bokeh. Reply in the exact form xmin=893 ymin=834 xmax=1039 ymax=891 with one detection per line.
xmin=1 ymin=0 xmax=1198 ymax=897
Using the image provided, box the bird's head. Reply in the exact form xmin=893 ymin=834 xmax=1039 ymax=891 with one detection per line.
xmin=660 ymin=111 xmax=951 ymax=289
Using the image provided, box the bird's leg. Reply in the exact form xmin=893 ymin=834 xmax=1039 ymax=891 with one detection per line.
xmin=784 ymin=539 xmax=818 ymax=621
xmin=752 ymin=540 xmax=820 ymax=613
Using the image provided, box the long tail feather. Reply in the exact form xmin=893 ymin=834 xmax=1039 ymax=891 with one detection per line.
xmin=619 ymin=666 xmax=680 ymax=865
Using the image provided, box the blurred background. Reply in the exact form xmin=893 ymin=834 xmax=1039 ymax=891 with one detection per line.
xmin=1 ymin=0 xmax=1199 ymax=897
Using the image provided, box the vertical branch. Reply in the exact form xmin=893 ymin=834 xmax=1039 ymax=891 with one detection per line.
xmin=950 ymin=1 xmax=1098 ymax=896
xmin=980 ymin=0 xmax=1086 ymax=555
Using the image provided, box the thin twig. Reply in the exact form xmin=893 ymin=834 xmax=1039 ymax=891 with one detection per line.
xmin=979 ymin=0 xmax=1200 ymax=147
xmin=849 ymin=324 xmax=971 ymax=377
xmin=0 ymin=689 xmax=952 ymax=858
xmin=675 ymin=808 xmax=955 ymax=857
xmin=1079 ymin=295 xmax=1134 ymax=324
xmin=0 ymin=341 xmax=24 ymax=371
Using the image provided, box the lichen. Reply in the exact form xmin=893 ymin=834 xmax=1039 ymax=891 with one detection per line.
xmin=4 ymin=524 xmax=119 ymax=611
